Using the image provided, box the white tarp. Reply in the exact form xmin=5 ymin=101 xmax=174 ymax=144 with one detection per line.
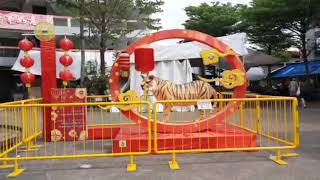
xmin=129 ymin=33 xmax=248 ymax=62
xmin=12 ymin=50 xmax=116 ymax=79
xmin=128 ymin=33 xmax=247 ymax=112
xmin=130 ymin=60 xmax=194 ymax=112
xmin=11 ymin=33 xmax=247 ymax=79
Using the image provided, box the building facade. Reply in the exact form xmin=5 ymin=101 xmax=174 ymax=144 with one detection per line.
xmin=0 ymin=0 xmax=150 ymax=102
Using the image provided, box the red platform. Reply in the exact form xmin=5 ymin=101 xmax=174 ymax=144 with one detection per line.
xmin=88 ymin=123 xmax=257 ymax=153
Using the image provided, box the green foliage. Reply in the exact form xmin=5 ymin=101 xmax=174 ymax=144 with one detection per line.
xmin=54 ymin=0 xmax=163 ymax=43
xmin=53 ymin=0 xmax=163 ymax=77
xmin=274 ymin=50 xmax=292 ymax=62
xmin=242 ymin=4 xmax=293 ymax=55
xmin=183 ymin=2 xmax=246 ymax=37
xmin=244 ymin=0 xmax=320 ymax=55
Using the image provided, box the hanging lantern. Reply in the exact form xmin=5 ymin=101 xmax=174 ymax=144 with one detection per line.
xmin=20 ymin=72 xmax=35 ymax=88
xmin=134 ymin=47 xmax=155 ymax=74
xmin=134 ymin=47 xmax=155 ymax=100
xmin=59 ymin=37 xmax=74 ymax=51
xmin=118 ymin=52 xmax=130 ymax=77
xmin=20 ymin=56 xmax=35 ymax=69
xmin=18 ymin=38 xmax=33 ymax=52
xmin=59 ymin=37 xmax=74 ymax=86
xmin=59 ymin=70 xmax=74 ymax=86
xmin=18 ymin=37 xmax=35 ymax=88
xmin=59 ymin=55 xmax=73 ymax=67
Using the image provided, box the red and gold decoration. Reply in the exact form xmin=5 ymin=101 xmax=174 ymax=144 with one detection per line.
xmin=59 ymin=37 xmax=74 ymax=86
xmin=134 ymin=47 xmax=155 ymax=99
xmin=18 ymin=38 xmax=35 ymax=88
xmin=134 ymin=47 xmax=155 ymax=73
xmin=117 ymin=52 xmax=130 ymax=77
xmin=50 ymin=88 xmax=87 ymax=141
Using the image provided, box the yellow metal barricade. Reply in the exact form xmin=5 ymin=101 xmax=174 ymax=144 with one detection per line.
xmin=153 ymin=97 xmax=299 ymax=169
xmin=0 ymin=96 xmax=300 ymax=176
xmin=0 ymin=100 xmax=151 ymax=177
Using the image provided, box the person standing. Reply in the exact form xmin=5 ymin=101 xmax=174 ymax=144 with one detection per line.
xmin=289 ymin=78 xmax=306 ymax=108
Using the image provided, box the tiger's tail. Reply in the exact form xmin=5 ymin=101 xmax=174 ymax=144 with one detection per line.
xmin=197 ymin=75 xmax=217 ymax=83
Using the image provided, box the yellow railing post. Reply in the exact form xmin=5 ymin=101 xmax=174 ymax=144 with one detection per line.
xmin=153 ymin=103 xmax=158 ymax=152
xmin=21 ymin=102 xmax=40 ymax=152
xmin=255 ymin=99 xmax=261 ymax=134
xmin=168 ymin=151 xmax=180 ymax=170
xmin=292 ymin=98 xmax=299 ymax=147
xmin=127 ymin=155 xmax=137 ymax=172
xmin=239 ymin=102 xmax=244 ymax=127
xmin=21 ymin=101 xmax=26 ymax=142
xmin=282 ymin=98 xmax=299 ymax=157
xmin=7 ymin=159 xmax=25 ymax=178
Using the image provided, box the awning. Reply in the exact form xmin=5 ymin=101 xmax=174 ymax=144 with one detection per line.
xmin=271 ymin=60 xmax=320 ymax=78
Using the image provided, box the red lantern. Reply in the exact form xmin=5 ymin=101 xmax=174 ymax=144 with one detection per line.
xmin=20 ymin=72 xmax=35 ymax=87
xmin=118 ymin=52 xmax=130 ymax=71
xmin=20 ymin=56 xmax=35 ymax=68
xmin=118 ymin=52 xmax=131 ymax=78
xmin=59 ymin=70 xmax=74 ymax=81
xmin=59 ymin=55 xmax=73 ymax=66
xmin=59 ymin=38 xmax=74 ymax=51
xmin=134 ymin=47 xmax=155 ymax=73
xmin=18 ymin=39 xmax=33 ymax=52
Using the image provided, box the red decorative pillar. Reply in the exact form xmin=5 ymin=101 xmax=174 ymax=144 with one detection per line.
xmin=40 ymin=38 xmax=57 ymax=141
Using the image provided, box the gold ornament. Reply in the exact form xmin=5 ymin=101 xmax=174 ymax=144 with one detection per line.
xmin=200 ymin=49 xmax=236 ymax=65
xmin=197 ymin=69 xmax=245 ymax=89
xmin=34 ymin=22 xmax=55 ymax=41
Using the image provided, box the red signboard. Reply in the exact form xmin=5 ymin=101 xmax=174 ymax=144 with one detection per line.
xmin=0 ymin=10 xmax=53 ymax=30
xmin=50 ymin=88 xmax=87 ymax=142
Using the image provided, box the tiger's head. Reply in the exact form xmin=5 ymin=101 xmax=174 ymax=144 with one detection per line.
xmin=140 ymin=74 xmax=158 ymax=92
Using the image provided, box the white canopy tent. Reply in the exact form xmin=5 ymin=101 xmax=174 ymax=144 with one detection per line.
xmin=12 ymin=50 xmax=116 ymax=80
xmin=129 ymin=33 xmax=248 ymax=62
xmin=128 ymin=33 xmax=248 ymax=112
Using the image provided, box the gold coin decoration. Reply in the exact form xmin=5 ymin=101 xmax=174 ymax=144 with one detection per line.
xmin=34 ymin=22 xmax=55 ymax=41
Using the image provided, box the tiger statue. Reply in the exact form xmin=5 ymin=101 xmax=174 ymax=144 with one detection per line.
xmin=141 ymin=74 xmax=219 ymax=122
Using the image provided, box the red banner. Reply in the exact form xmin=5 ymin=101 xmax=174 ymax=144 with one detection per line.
xmin=0 ymin=10 xmax=53 ymax=30
xmin=50 ymin=88 xmax=87 ymax=142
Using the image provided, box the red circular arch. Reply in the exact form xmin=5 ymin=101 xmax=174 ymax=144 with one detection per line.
xmin=109 ymin=29 xmax=246 ymax=133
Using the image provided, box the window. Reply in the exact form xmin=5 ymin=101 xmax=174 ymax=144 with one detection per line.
xmin=32 ymin=6 xmax=47 ymax=15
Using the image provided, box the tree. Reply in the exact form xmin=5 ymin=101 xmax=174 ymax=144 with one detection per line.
xmin=242 ymin=10 xmax=293 ymax=57
xmin=245 ymin=0 xmax=320 ymax=75
xmin=183 ymin=2 xmax=246 ymax=37
xmin=53 ymin=0 xmax=164 ymax=79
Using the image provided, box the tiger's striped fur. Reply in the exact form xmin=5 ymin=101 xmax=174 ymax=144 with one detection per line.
xmin=141 ymin=75 xmax=218 ymax=122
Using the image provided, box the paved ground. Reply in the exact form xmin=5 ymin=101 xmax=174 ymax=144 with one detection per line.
xmin=0 ymin=102 xmax=319 ymax=180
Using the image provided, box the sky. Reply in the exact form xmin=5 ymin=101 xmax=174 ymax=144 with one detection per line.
xmin=155 ymin=0 xmax=251 ymax=30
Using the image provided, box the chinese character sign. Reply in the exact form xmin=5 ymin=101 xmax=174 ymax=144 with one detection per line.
xmin=0 ymin=10 xmax=53 ymax=30
xmin=50 ymin=88 xmax=87 ymax=142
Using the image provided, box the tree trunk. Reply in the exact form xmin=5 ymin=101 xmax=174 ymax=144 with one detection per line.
xmin=100 ymin=34 xmax=106 ymax=78
xmin=79 ymin=0 xmax=86 ymax=86
xmin=301 ymin=33 xmax=310 ymax=77
xmin=267 ymin=45 xmax=272 ymax=55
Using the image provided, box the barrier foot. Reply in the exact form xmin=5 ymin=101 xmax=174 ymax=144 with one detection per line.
xmin=127 ymin=155 xmax=136 ymax=172
xmin=270 ymin=150 xmax=288 ymax=165
xmin=282 ymin=153 xmax=299 ymax=157
xmin=168 ymin=152 xmax=180 ymax=170
xmin=0 ymin=161 xmax=14 ymax=169
xmin=0 ymin=155 xmax=14 ymax=169
xmin=281 ymin=150 xmax=299 ymax=157
xmin=7 ymin=160 xmax=24 ymax=178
